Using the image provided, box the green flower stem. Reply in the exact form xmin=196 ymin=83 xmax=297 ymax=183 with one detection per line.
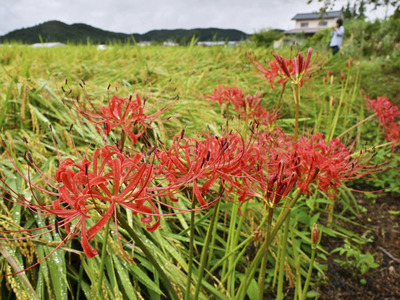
xmin=236 ymin=191 xmax=301 ymax=300
xmin=290 ymin=227 xmax=302 ymax=300
xmin=207 ymin=200 xmax=221 ymax=267
xmin=337 ymin=113 xmax=377 ymax=139
xmin=206 ymin=211 xmax=268 ymax=281
xmin=120 ymin=130 xmax=126 ymax=151
xmin=225 ymin=102 xmax=230 ymax=128
xmin=274 ymin=81 xmax=287 ymax=110
xmin=194 ymin=199 xmax=221 ymax=300
xmin=328 ymin=75 xmax=349 ymax=141
xmin=271 ymin=237 xmax=281 ymax=289
xmin=205 ymin=235 xmax=253 ymax=282
xmin=375 ymin=123 xmax=381 ymax=145
xmin=276 ymin=214 xmax=290 ymax=300
xmin=221 ymin=242 xmax=248 ymax=283
xmin=117 ymin=214 xmax=179 ymax=300
xmin=96 ymin=219 xmax=111 ymax=299
xmin=228 ymin=201 xmax=248 ymax=296
xmin=257 ymin=208 xmax=273 ymax=300
xmin=291 ymin=83 xmax=301 ymax=141
xmin=301 ymin=247 xmax=317 ymax=300
xmin=185 ymin=200 xmax=197 ymax=300
xmin=224 ymin=202 xmax=238 ymax=292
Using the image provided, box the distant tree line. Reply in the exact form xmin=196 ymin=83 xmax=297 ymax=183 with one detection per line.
xmin=308 ymin=0 xmax=398 ymax=17
xmin=248 ymin=30 xmax=284 ymax=48
xmin=0 ymin=21 xmax=248 ymax=45
xmin=342 ymin=0 xmax=367 ymax=19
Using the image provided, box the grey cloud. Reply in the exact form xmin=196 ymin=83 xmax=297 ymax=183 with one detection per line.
xmin=0 ymin=0 xmax=393 ymax=36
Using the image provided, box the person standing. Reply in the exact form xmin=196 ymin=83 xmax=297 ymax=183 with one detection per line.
xmin=330 ymin=19 xmax=344 ymax=55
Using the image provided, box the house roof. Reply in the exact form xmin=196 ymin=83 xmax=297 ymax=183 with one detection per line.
xmin=291 ymin=10 xmax=343 ymax=21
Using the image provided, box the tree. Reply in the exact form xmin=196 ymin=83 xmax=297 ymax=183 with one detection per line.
xmin=358 ymin=0 xmax=367 ymax=19
xmin=352 ymin=2 xmax=358 ymax=17
xmin=307 ymin=0 xmax=400 ymax=11
xmin=249 ymin=29 xmax=284 ymax=48
xmin=343 ymin=1 xmax=353 ymax=18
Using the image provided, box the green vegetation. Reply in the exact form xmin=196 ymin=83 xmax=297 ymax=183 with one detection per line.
xmin=0 ymin=15 xmax=399 ymax=300
xmin=306 ymin=12 xmax=400 ymax=104
xmin=248 ymin=29 xmax=284 ymax=48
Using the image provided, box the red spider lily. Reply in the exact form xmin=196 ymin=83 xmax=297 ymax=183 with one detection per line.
xmin=273 ymin=47 xmax=315 ymax=86
xmin=249 ymin=107 xmax=279 ymax=126
xmin=243 ymin=130 xmax=382 ymax=203
xmin=263 ymin=161 xmax=297 ymax=207
xmin=207 ymin=85 xmax=278 ymax=125
xmin=291 ymin=133 xmax=382 ymax=196
xmin=248 ymin=55 xmax=289 ymax=89
xmin=230 ymin=129 xmax=298 ymax=210
xmin=1 ymin=133 xmax=220 ymax=275
xmin=156 ymin=131 xmax=261 ymax=206
xmin=62 ymin=89 xmax=173 ymax=144
xmin=366 ymin=96 xmax=400 ymax=128
xmin=385 ymin=122 xmax=400 ymax=148
xmin=207 ymin=85 xmax=244 ymax=107
xmin=249 ymin=48 xmax=320 ymax=89
xmin=207 ymin=85 xmax=262 ymax=113
xmin=235 ymin=156 xmax=297 ymax=212
xmin=1 ymin=142 xmax=160 ymax=258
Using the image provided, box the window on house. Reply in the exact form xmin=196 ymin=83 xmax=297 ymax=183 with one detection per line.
xmin=301 ymin=22 xmax=309 ymax=27
xmin=318 ymin=21 xmax=328 ymax=26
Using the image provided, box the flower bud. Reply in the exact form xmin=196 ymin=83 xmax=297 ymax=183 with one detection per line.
xmin=312 ymin=223 xmax=320 ymax=248
xmin=346 ymin=58 xmax=353 ymax=68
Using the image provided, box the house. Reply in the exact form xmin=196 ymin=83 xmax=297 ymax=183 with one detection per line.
xmin=285 ymin=10 xmax=344 ymax=36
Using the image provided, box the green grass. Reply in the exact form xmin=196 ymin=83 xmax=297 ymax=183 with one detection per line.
xmin=0 ymin=43 xmax=398 ymax=300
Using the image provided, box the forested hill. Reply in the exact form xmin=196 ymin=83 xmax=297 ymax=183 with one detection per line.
xmin=0 ymin=20 xmax=248 ymax=44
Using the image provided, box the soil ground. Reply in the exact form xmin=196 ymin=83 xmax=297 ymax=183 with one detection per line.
xmin=317 ymin=192 xmax=400 ymax=299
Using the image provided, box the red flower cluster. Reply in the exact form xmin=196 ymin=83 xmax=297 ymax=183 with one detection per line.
xmin=234 ymin=129 xmax=380 ymax=209
xmin=63 ymin=87 xmax=172 ymax=144
xmin=0 ymin=105 xmax=263 ymax=275
xmin=249 ymin=57 xmax=290 ymax=89
xmin=207 ymin=85 xmax=244 ymax=107
xmin=207 ymin=85 xmax=278 ymax=125
xmin=366 ymin=96 xmax=400 ymax=147
xmin=292 ymin=133 xmax=380 ymax=196
xmin=156 ymin=131 xmax=263 ymax=205
xmin=385 ymin=123 xmax=400 ymax=147
xmin=1 ymin=141 xmax=188 ymax=267
xmin=249 ymin=48 xmax=319 ymax=88
xmin=367 ymin=96 xmax=400 ymax=128
xmin=0 ymin=54 xmax=383 ymax=276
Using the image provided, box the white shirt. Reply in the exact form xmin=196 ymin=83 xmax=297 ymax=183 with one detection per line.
xmin=330 ymin=26 xmax=344 ymax=48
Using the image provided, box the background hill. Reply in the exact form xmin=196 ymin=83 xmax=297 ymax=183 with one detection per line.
xmin=0 ymin=20 xmax=248 ymax=44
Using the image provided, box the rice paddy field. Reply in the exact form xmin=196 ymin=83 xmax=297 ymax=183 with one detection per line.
xmin=0 ymin=43 xmax=399 ymax=299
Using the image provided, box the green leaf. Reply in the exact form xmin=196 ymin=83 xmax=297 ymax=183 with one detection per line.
xmin=129 ymin=262 xmax=164 ymax=295
xmin=388 ymin=210 xmax=400 ymax=215
xmin=0 ymin=81 xmax=13 ymax=130
xmin=112 ymin=254 xmax=138 ymax=300
xmin=34 ymin=215 xmax=68 ymax=300
xmin=306 ymin=290 xmax=321 ymax=298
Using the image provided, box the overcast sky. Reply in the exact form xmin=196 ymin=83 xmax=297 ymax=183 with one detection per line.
xmin=0 ymin=0 xmax=394 ymax=36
